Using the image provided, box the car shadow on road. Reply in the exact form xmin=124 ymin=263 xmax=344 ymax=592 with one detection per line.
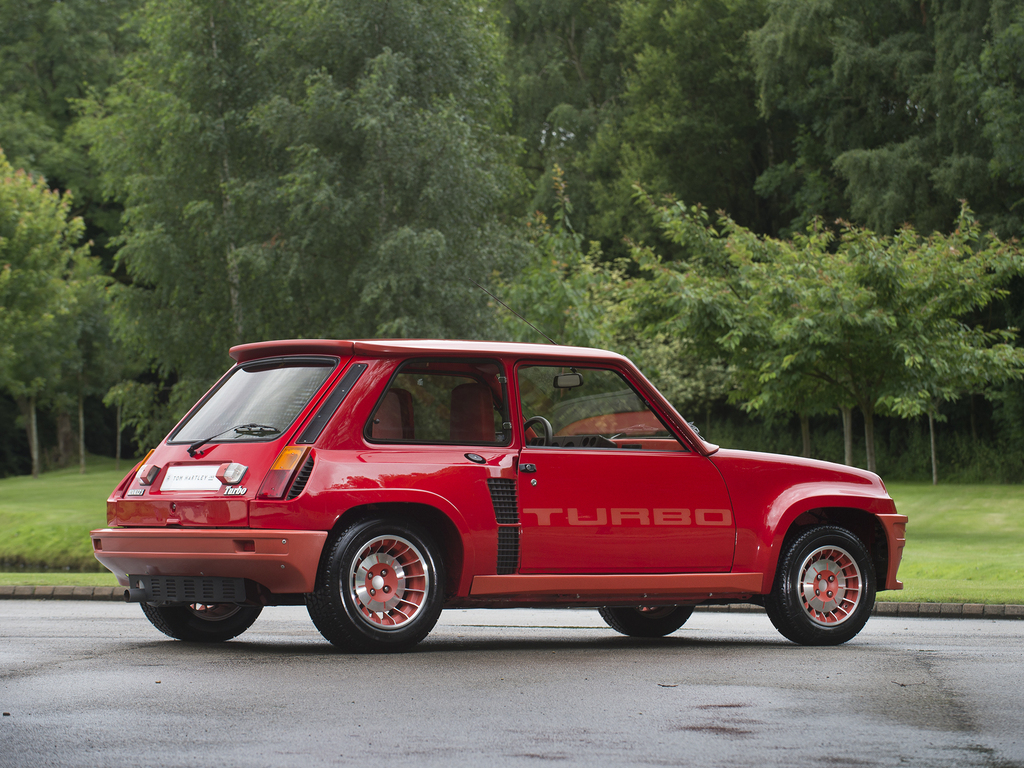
xmin=128 ymin=631 xmax=796 ymax=658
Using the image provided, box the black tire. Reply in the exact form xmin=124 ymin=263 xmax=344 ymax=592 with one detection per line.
xmin=140 ymin=602 xmax=262 ymax=642
xmin=598 ymin=605 xmax=694 ymax=637
xmin=764 ymin=525 xmax=875 ymax=646
xmin=306 ymin=517 xmax=445 ymax=653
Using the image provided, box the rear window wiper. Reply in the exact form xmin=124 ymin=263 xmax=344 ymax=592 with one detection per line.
xmin=187 ymin=423 xmax=281 ymax=457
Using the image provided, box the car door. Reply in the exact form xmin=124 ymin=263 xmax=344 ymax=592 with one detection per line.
xmin=515 ymin=362 xmax=735 ymax=574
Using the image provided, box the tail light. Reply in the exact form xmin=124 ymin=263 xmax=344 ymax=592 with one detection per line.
xmin=257 ymin=446 xmax=311 ymax=500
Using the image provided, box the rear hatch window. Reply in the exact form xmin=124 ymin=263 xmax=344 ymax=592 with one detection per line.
xmin=113 ymin=357 xmax=339 ymax=528
xmin=170 ymin=357 xmax=336 ymax=448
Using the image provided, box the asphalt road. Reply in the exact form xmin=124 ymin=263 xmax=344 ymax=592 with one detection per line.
xmin=1 ymin=602 xmax=1022 ymax=768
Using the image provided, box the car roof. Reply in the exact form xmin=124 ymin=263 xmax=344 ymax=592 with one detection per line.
xmin=229 ymin=338 xmax=718 ymax=455
xmin=229 ymin=339 xmax=629 ymax=365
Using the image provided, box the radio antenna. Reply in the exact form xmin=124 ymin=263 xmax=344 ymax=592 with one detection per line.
xmin=468 ymin=279 xmax=560 ymax=346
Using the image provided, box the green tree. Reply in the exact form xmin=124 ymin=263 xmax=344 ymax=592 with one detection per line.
xmin=629 ymin=192 xmax=1024 ymax=474
xmin=587 ymin=0 xmax=778 ymax=251
xmin=980 ymin=2 xmax=1024 ymax=214
xmin=103 ymin=379 xmax=157 ymax=470
xmin=82 ymin=0 xmax=524 ymax=448
xmin=494 ymin=0 xmax=625 ymax=220
xmin=496 ymin=166 xmax=622 ymax=348
xmin=749 ymin=0 xmax=1023 ymax=238
xmin=83 ymin=0 xmax=284 ymax=417
xmin=978 ymin=3 xmax=1024 ymax=454
xmin=0 ymin=149 xmax=92 ymax=477
xmin=496 ymin=168 xmax=731 ymax=421
xmin=54 ymin=262 xmax=114 ymax=473
xmin=874 ymin=211 xmax=1024 ymax=483
xmin=0 ymin=0 xmax=137 ymax=258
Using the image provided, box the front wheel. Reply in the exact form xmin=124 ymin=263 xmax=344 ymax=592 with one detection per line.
xmin=140 ymin=602 xmax=262 ymax=642
xmin=599 ymin=605 xmax=694 ymax=637
xmin=764 ymin=526 xmax=875 ymax=646
xmin=307 ymin=517 xmax=445 ymax=652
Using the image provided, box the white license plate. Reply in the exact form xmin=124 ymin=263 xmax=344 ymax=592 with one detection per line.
xmin=161 ymin=465 xmax=222 ymax=491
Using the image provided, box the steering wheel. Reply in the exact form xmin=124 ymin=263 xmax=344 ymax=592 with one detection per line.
xmin=523 ymin=416 xmax=553 ymax=446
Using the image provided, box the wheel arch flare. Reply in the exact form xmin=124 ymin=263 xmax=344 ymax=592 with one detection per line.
xmin=325 ymin=501 xmax=468 ymax=599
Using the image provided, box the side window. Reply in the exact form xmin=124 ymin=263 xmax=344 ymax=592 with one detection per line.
xmin=367 ymin=360 xmax=509 ymax=445
xmin=517 ymin=365 xmax=686 ymax=451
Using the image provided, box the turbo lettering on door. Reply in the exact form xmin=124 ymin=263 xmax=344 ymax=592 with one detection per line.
xmin=654 ymin=508 xmax=690 ymax=525
xmin=522 ymin=508 xmax=732 ymax=527
xmin=528 ymin=509 xmax=563 ymax=526
xmin=567 ymin=507 xmax=607 ymax=526
xmin=612 ymin=508 xmax=649 ymax=525
xmin=696 ymin=508 xmax=731 ymax=526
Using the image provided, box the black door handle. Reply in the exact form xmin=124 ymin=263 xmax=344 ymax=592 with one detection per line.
xmin=520 ymin=463 xmax=537 ymax=473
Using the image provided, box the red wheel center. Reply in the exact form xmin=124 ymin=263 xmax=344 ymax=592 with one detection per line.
xmin=364 ymin=565 xmax=399 ymax=597
xmin=816 ymin=570 xmax=838 ymax=601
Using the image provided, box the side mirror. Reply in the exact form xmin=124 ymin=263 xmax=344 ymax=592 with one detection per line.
xmin=553 ymin=372 xmax=584 ymax=389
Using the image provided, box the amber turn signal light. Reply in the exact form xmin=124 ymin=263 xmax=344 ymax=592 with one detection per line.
xmin=257 ymin=446 xmax=310 ymax=499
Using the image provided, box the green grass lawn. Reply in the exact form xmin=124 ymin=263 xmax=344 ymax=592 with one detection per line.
xmin=878 ymin=482 xmax=1024 ymax=605
xmin=0 ymin=571 xmax=121 ymax=586
xmin=0 ymin=455 xmax=127 ymax=576
xmin=1 ymin=462 xmax=1022 ymax=603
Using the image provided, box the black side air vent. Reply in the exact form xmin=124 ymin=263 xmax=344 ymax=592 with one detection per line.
xmin=497 ymin=526 xmax=520 ymax=575
xmin=286 ymin=454 xmax=315 ymax=500
xmin=486 ymin=478 xmax=518 ymax=524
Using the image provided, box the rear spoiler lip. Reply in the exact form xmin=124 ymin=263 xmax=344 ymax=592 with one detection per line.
xmin=229 ymin=340 xmax=355 ymax=364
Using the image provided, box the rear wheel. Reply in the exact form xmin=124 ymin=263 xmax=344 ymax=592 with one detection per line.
xmin=598 ymin=605 xmax=694 ymax=637
xmin=764 ymin=525 xmax=875 ymax=646
xmin=140 ymin=602 xmax=262 ymax=642
xmin=307 ymin=517 xmax=444 ymax=653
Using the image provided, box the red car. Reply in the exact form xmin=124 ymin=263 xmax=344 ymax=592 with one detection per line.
xmin=92 ymin=339 xmax=907 ymax=650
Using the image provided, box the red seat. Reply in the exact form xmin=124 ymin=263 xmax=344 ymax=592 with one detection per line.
xmin=449 ymin=383 xmax=494 ymax=443
xmin=372 ymin=388 xmax=414 ymax=440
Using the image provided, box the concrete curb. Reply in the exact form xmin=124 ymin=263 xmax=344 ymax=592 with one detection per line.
xmin=0 ymin=585 xmax=1022 ymax=619
xmin=694 ymin=602 xmax=1024 ymax=619
xmin=0 ymin=585 xmax=124 ymax=601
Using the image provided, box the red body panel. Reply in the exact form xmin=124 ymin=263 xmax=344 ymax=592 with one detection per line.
xmin=251 ymin=445 xmax=518 ymax=597
xmin=517 ymin=448 xmax=735 ymax=573
xmin=709 ymin=449 xmax=904 ymax=591
xmin=94 ymin=338 xmax=906 ymax=610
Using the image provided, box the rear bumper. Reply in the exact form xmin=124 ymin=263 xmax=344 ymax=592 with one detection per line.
xmin=90 ymin=528 xmax=328 ymax=594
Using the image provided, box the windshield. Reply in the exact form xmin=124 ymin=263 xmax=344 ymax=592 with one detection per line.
xmin=170 ymin=358 xmax=335 ymax=445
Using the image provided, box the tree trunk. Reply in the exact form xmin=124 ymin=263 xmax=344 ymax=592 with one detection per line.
xmin=20 ymin=397 xmax=40 ymax=479
xmin=79 ymin=392 xmax=86 ymax=474
xmin=57 ymin=410 xmax=74 ymax=468
xmin=800 ymin=414 xmax=811 ymax=458
xmin=862 ymin=403 xmax=877 ymax=473
xmin=840 ymin=406 xmax=853 ymax=466
xmin=928 ymin=408 xmax=938 ymax=485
